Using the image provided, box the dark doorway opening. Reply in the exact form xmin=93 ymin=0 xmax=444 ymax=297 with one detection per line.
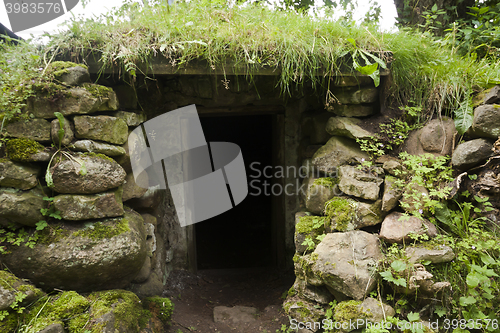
xmin=195 ymin=114 xmax=274 ymax=269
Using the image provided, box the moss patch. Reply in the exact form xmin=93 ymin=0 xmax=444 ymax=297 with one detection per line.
xmin=296 ymin=216 xmax=327 ymax=235
xmin=25 ymin=291 xmax=89 ymax=333
xmin=72 ymin=218 xmax=130 ymax=240
xmin=36 ymin=224 xmax=68 ymax=245
xmin=88 ymin=290 xmax=151 ymax=333
xmin=0 ymin=312 xmax=18 ymax=333
xmin=333 ymin=300 xmax=364 ymax=322
xmin=47 ymin=61 xmax=88 ymax=78
xmin=81 ymin=152 xmax=115 ymax=163
xmin=5 ymin=138 xmax=44 ymax=162
xmin=82 ymin=83 xmax=112 ymax=99
xmin=324 ymin=197 xmax=356 ymax=232
xmin=0 ymin=271 xmax=19 ymax=291
xmin=312 ymin=177 xmax=339 ymax=188
xmin=145 ymin=296 xmax=174 ymax=325
xmin=68 ymin=313 xmax=90 ymax=333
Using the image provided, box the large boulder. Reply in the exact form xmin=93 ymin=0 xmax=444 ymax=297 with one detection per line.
xmin=51 ymin=153 xmax=126 ymax=194
xmin=2 ymin=209 xmax=147 ymax=291
xmin=74 ymin=115 xmax=128 ymax=145
xmin=0 ymin=159 xmax=40 ymax=190
xmin=325 ymin=117 xmax=374 ymax=139
xmin=338 ymin=165 xmax=384 ymax=201
xmin=452 ymin=138 xmax=493 ymax=170
xmin=402 ymin=118 xmax=456 ymax=156
xmin=69 ymin=140 xmax=127 ymax=157
xmin=379 ymin=212 xmax=438 ymax=243
xmin=311 ymin=136 xmax=369 ymax=175
xmin=53 ymin=187 xmax=124 ymax=221
xmin=31 ymin=84 xmax=118 ymax=118
xmin=0 ymin=188 xmax=44 ymax=227
xmin=311 ymin=231 xmax=383 ymax=300
xmin=5 ymin=118 xmax=51 ymax=143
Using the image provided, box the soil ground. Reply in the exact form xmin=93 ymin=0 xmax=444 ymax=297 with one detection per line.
xmin=162 ymin=268 xmax=295 ymax=333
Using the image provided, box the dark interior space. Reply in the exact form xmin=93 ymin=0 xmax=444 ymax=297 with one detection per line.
xmin=196 ymin=114 xmax=274 ymax=269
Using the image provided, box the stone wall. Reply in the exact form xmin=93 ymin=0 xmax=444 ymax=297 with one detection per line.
xmin=285 ymin=79 xmax=500 ymax=331
xmin=0 ymin=62 xmax=163 ymax=297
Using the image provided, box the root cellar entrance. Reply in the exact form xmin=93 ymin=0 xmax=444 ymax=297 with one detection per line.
xmin=195 ymin=114 xmax=277 ymax=269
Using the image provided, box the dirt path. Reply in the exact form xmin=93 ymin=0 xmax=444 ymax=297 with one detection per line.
xmin=162 ymin=268 xmax=295 ymax=333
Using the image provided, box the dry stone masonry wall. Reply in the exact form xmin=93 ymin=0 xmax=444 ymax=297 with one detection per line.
xmin=286 ymin=82 xmax=500 ymax=332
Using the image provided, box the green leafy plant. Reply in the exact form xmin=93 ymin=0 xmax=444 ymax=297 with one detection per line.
xmin=394 ymin=152 xmax=453 ymax=217
xmin=357 ymin=119 xmax=415 ymax=158
xmin=380 ymin=260 xmax=408 ymax=288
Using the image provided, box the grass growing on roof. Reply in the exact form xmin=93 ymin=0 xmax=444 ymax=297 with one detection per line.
xmin=46 ymin=0 xmax=500 ymax=119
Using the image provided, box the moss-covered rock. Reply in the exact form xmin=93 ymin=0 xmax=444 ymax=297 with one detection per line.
xmin=283 ymin=295 xmax=325 ymax=328
xmin=25 ymin=291 xmax=90 ymax=333
xmin=311 ymin=136 xmax=369 ymax=175
xmin=5 ymin=138 xmax=49 ymax=162
xmin=0 ymin=159 xmax=40 ymax=190
xmin=145 ymin=296 xmax=173 ymax=324
xmin=53 ymin=187 xmax=124 ymax=220
xmin=338 ymin=165 xmax=384 ymax=201
xmin=0 ymin=312 xmax=18 ymax=333
xmin=324 ymin=197 xmax=383 ymax=231
xmin=30 ymin=84 xmax=118 ymax=119
xmin=294 ymin=214 xmax=328 ymax=253
xmin=86 ymin=290 xmax=151 ymax=333
xmin=51 ymin=152 xmax=126 ymax=194
xmin=74 ymin=115 xmax=128 ymax=145
xmin=1 ymin=209 xmax=147 ymax=291
xmin=301 ymin=176 xmax=339 ymax=215
xmin=47 ymin=61 xmax=90 ymax=86
xmin=5 ymin=119 xmax=51 ymax=143
xmin=69 ymin=139 xmax=127 ymax=157
xmin=0 ymin=270 xmax=44 ymax=311
xmin=0 ymin=187 xmax=44 ymax=227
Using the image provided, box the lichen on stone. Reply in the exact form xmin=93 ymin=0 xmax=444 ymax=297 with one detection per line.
xmin=5 ymin=138 xmax=44 ymax=162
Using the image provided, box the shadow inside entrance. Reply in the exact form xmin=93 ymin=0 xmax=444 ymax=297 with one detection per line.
xmin=196 ymin=114 xmax=274 ymax=269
